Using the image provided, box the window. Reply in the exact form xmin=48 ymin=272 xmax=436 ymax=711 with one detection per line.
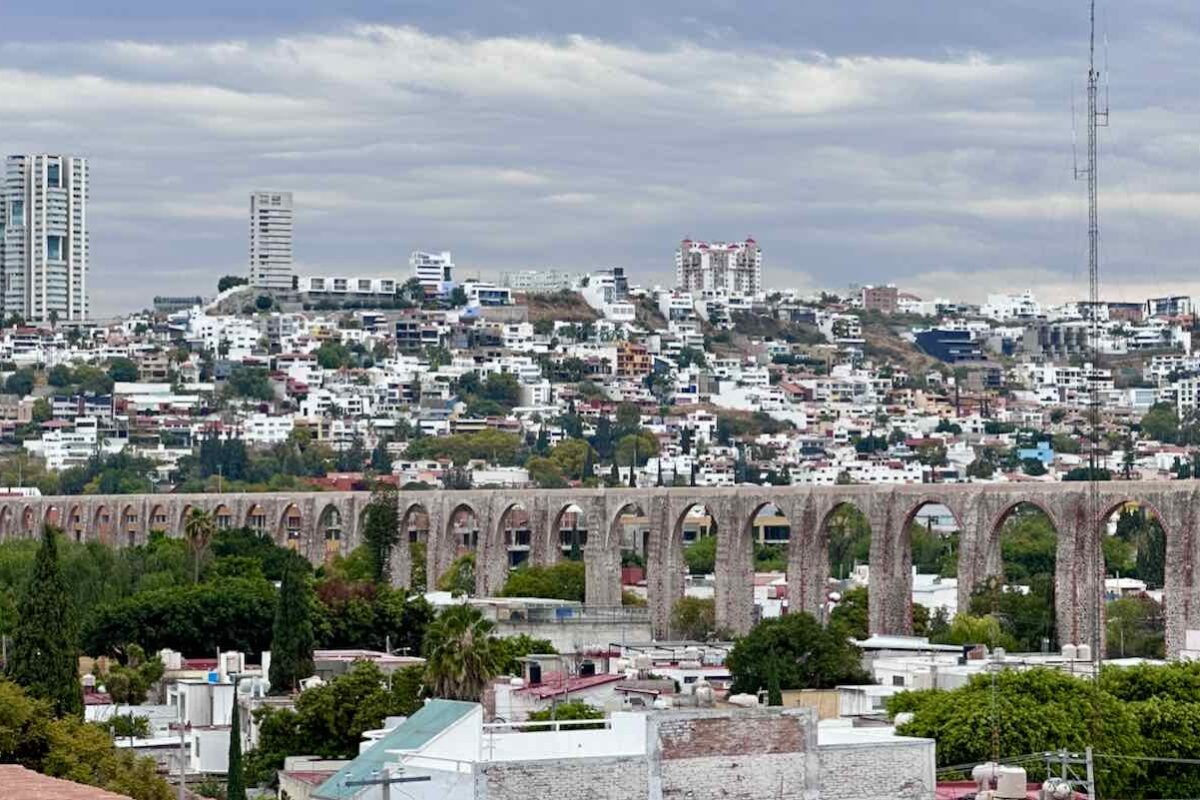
xmin=47 ymin=235 xmax=64 ymax=261
xmin=892 ymin=676 xmax=906 ymax=687
xmin=9 ymin=200 xmax=23 ymax=226
xmin=47 ymin=162 xmax=61 ymax=188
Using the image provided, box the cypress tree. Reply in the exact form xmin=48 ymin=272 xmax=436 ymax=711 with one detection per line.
xmin=9 ymin=526 xmax=82 ymax=717
xmin=582 ymin=445 xmax=594 ymax=479
xmin=268 ymin=562 xmax=316 ymax=694
xmin=767 ymin=658 xmax=783 ymax=707
xmin=629 ymin=440 xmax=638 ymax=487
xmin=609 ymin=460 xmax=619 ymax=485
xmin=656 ymin=457 xmax=664 ymax=487
xmin=227 ymin=692 xmax=246 ymax=800
xmin=363 ymin=484 xmax=401 ymax=583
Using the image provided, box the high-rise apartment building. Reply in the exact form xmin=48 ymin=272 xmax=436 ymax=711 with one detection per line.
xmin=410 ymin=251 xmax=454 ymax=296
xmin=249 ymin=191 xmax=294 ymax=290
xmin=0 ymin=154 xmax=90 ymax=322
xmin=675 ymin=238 xmax=762 ymax=299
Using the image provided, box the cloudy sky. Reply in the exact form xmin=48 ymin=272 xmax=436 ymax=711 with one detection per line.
xmin=3 ymin=1 xmax=1199 ymax=316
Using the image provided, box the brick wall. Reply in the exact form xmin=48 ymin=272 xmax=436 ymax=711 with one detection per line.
xmin=649 ymin=709 xmax=821 ymax=800
xmin=659 ymin=753 xmax=816 ymax=800
xmin=818 ymin=740 xmax=936 ymax=800
xmin=479 ymin=756 xmax=648 ymax=800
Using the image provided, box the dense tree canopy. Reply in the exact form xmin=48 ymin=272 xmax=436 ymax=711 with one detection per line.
xmin=500 ymin=561 xmax=585 ymax=602
xmin=889 ymin=664 xmax=1200 ymax=798
xmin=0 ymin=679 xmax=172 ymax=800
xmin=726 ymin=612 xmax=870 ymax=694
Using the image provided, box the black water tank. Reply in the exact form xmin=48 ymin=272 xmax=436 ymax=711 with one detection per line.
xmin=528 ymin=662 xmax=542 ymax=685
xmin=580 ymin=661 xmax=596 ymax=678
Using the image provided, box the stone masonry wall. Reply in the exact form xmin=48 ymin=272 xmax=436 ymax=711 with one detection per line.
xmin=7 ymin=481 xmax=1200 ymax=656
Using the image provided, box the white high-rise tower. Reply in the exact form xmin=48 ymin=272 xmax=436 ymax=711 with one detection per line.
xmin=249 ymin=191 xmax=294 ymax=290
xmin=0 ymin=154 xmax=90 ymax=322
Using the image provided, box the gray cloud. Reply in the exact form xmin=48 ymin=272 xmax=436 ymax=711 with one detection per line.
xmin=0 ymin=12 xmax=1196 ymax=315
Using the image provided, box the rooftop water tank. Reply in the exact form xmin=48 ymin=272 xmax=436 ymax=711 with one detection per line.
xmin=995 ymin=766 xmax=1027 ymax=799
xmin=1076 ymin=643 xmax=1092 ymax=662
xmin=1061 ymin=643 xmax=1078 ymax=660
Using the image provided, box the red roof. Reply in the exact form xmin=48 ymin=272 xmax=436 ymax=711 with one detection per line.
xmin=936 ymin=782 xmax=1083 ymax=799
xmin=281 ymin=771 xmax=336 ymax=787
xmin=0 ymin=765 xmax=134 ymax=799
xmin=519 ymin=673 xmax=623 ymax=700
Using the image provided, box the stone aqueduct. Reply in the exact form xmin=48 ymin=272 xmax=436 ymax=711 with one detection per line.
xmin=0 ymin=483 xmax=1195 ymax=656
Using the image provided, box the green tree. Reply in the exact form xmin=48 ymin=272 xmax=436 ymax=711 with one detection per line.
xmin=269 ymin=563 xmax=316 ymax=694
xmin=930 ymin=613 xmax=1019 ymax=651
xmin=614 ymin=431 xmax=659 ymax=467
xmin=5 ymin=369 xmax=34 ymax=396
xmin=890 ymin=669 xmax=1142 ymax=797
xmin=0 ymin=678 xmax=50 ymax=764
xmin=1136 ymin=518 xmax=1167 ymax=589
xmin=525 ymin=700 xmax=603 ymax=730
xmin=1106 ymin=596 xmax=1165 ymax=659
xmin=436 ymin=553 xmax=476 ymax=597
xmin=362 ymin=484 xmax=400 ymax=584
xmin=47 ymin=364 xmax=73 ymax=387
xmin=766 ymin=659 xmax=783 ymax=706
xmin=81 ymin=577 xmax=277 ymax=657
xmin=183 ymin=508 xmax=216 ymax=584
xmin=670 ymin=597 xmax=716 ymax=641
xmin=218 ymin=275 xmax=248 ymax=292
xmin=42 ymin=715 xmax=174 ymax=800
xmin=1141 ymin=402 xmax=1181 ymax=443
xmin=526 ymin=456 xmax=567 ymax=488
xmin=107 ymin=358 xmax=139 ymax=383
xmin=312 ymin=583 xmax=433 ymax=655
xmin=422 ymin=605 xmax=501 ymax=700
xmin=726 ymin=613 xmax=869 ymax=694
xmin=549 ymin=438 xmax=596 ymax=480
xmin=99 ymin=645 xmax=164 ymax=705
xmin=683 ymin=535 xmax=716 ymax=575
xmin=827 ymin=505 xmax=871 ymax=580
xmin=829 ymin=586 xmax=870 ymax=639
xmin=495 ymin=634 xmax=557 ymax=675
xmin=500 ymin=562 xmax=585 ymax=602
xmin=227 ymin=693 xmax=246 ymax=800
xmin=9 ymin=527 xmax=82 ymax=717
xmin=315 ymin=341 xmax=353 ymax=370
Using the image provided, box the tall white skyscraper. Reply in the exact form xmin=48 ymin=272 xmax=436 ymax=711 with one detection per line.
xmin=249 ymin=191 xmax=293 ymax=290
xmin=675 ymin=238 xmax=762 ymax=299
xmin=0 ymin=154 xmax=90 ymax=322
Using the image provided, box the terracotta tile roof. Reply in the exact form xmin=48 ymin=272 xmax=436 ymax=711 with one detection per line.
xmin=0 ymin=765 xmax=134 ymax=800
xmin=518 ymin=672 xmax=623 ymax=700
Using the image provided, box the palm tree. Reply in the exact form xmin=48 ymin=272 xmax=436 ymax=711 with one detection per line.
xmin=423 ymin=605 xmax=501 ymax=701
xmin=184 ymin=508 xmax=216 ymax=583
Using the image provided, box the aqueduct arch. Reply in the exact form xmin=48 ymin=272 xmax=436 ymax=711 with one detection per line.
xmin=5 ymin=483 xmax=1200 ymax=656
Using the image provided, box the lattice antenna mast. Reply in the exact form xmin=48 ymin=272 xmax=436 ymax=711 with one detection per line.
xmin=1074 ymin=0 xmax=1109 ymax=683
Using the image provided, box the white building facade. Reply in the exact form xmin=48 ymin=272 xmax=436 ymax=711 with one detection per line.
xmin=675 ymin=238 xmax=762 ymax=299
xmin=249 ymin=191 xmax=294 ymax=290
xmin=411 ymin=251 xmax=454 ymax=296
xmin=1 ymin=154 xmax=90 ymax=322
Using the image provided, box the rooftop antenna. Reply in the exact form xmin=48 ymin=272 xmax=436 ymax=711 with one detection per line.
xmin=1074 ymin=0 xmax=1108 ymax=693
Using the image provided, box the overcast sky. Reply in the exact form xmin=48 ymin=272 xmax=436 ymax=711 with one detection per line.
xmin=4 ymin=1 xmax=1199 ymax=316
